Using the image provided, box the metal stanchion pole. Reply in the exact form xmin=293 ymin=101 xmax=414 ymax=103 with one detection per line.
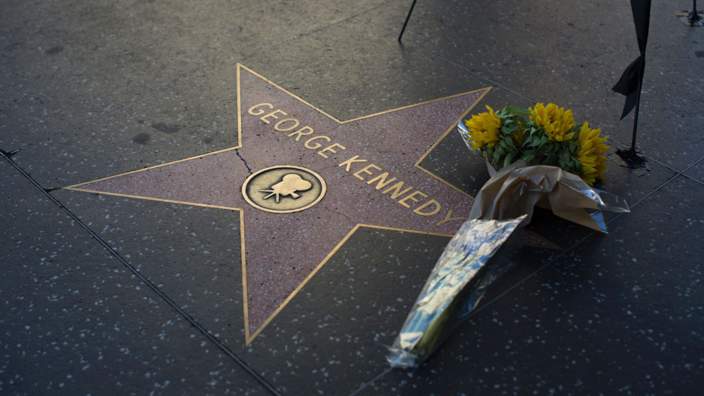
xmin=689 ymin=0 xmax=703 ymax=26
xmin=398 ymin=0 xmax=419 ymax=43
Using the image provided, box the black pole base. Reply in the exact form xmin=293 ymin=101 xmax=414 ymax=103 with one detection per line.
xmin=676 ymin=10 xmax=704 ymax=26
xmin=616 ymin=147 xmax=648 ymax=169
xmin=0 ymin=148 xmax=19 ymax=158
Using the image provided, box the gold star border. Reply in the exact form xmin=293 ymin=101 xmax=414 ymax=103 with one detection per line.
xmin=64 ymin=64 xmax=492 ymax=344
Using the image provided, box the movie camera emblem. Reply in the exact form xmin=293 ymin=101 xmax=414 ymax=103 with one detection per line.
xmin=241 ymin=165 xmax=327 ymax=214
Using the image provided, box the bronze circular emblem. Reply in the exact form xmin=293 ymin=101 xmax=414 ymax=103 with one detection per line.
xmin=241 ymin=165 xmax=326 ymax=214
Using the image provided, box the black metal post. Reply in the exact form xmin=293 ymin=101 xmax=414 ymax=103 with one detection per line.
xmin=617 ymin=55 xmax=648 ymax=167
xmin=617 ymin=36 xmax=648 ymax=164
xmin=398 ymin=0 xmax=419 ymax=43
xmin=689 ymin=0 xmax=703 ymax=25
xmin=629 ymin=67 xmax=644 ymax=152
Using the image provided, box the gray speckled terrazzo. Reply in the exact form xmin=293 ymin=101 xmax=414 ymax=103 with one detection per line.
xmin=2 ymin=0 xmax=703 ymax=394
xmin=363 ymin=176 xmax=704 ymax=396
xmin=0 ymin=161 xmax=268 ymax=395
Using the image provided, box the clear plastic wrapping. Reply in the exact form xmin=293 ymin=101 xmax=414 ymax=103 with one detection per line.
xmin=387 ymin=216 xmax=525 ymax=368
xmin=386 ymin=124 xmax=631 ymax=369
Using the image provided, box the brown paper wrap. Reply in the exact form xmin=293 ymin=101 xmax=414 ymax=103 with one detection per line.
xmin=470 ymin=161 xmax=630 ymax=233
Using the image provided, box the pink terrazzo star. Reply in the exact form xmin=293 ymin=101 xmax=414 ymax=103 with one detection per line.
xmin=66 ymin=64 xmax=491 ymax=343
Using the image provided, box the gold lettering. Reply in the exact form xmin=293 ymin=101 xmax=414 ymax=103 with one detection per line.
xmin=288 ymin=126 xmax=315 ymax=141
xmin=414 ymin=199 xmax=442 ymax=216
xmin=353 ymin=163 xmax=381 ymax=181
xmin=318 ymin=143 xmax=346 ymax=159
xmin=398 ymin=190 xmax=427 ymax=208
xmin=367 ymin=172 xmax=397 ymax=190
xmin=436 ymin=209 xmax=464 ymax=226
xmin=248 ymin=102 xmax=274 ymax=116
xmin=261 ymin=109 xmax=287 ymax=124
xmin=339 ymin=155 xmax=367 ymax=172
xmin=274 ymin=118 xmax=300 ymax=132
xmin=383 ymin=181 xmax=413 ymax=200
xmin=304 ymin=135 xmax=331 ymax=150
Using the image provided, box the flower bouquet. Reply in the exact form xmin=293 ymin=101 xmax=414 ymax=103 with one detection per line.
xmin=462 ymin=103 xmax=608 ymax=186
xmin=387 ymin=103 xmax=630 ymax=369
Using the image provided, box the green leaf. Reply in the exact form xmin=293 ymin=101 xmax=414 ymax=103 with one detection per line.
xmin=504 ymin=152 xmax=515 ymax=168
xmin=559 ymin=148 xmax=570 ymax=164
xmin=521 ymin=150 xmax=536 ymax=163
xmin=492 ymin=147 xmax=503 ymax=165
xmin=506 ymin=137 xmax=518 ymax=153
xmin=505 ymin=106 xmax=530 ymax=116
xmin=499 ymin=139 xmax=510 ymax=153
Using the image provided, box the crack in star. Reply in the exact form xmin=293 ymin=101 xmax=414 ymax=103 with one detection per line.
xmin=63 ymin=64 xmax=493 ymax=344
xmin=235 ymin=149 xmax=253 ymax=174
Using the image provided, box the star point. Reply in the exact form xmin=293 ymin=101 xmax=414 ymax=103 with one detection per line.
xmin=66 ymin=64 xmax=492 ymax=343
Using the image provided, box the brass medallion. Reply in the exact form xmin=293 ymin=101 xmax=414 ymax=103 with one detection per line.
xmin=241 ymin=165 xmax=326 ymax=213
xmin=66 ymin=64 xmax=489 ymax=343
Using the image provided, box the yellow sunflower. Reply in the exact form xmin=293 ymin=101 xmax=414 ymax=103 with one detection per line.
xmin=464 ymin=106 xmax=501 ymax=150
xmin=529 ymin=103 xmax=576 ymax=142
xmin=577 ymin=122 xmax=609 ymax=185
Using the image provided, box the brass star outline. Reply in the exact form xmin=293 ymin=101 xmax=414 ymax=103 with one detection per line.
xmin=65 ymin=64 xmax=492 ymax=344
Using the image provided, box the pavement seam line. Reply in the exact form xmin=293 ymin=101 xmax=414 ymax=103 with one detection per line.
xmin=680 ymin=172 xmax=704 ymax=186
xmin=631 ymin=155 xmax=704 ymax=207
xmin=349 ymin=367 xmax=393 ymax=396
xmin=0 ymin=151 xmax=281 ymax=396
